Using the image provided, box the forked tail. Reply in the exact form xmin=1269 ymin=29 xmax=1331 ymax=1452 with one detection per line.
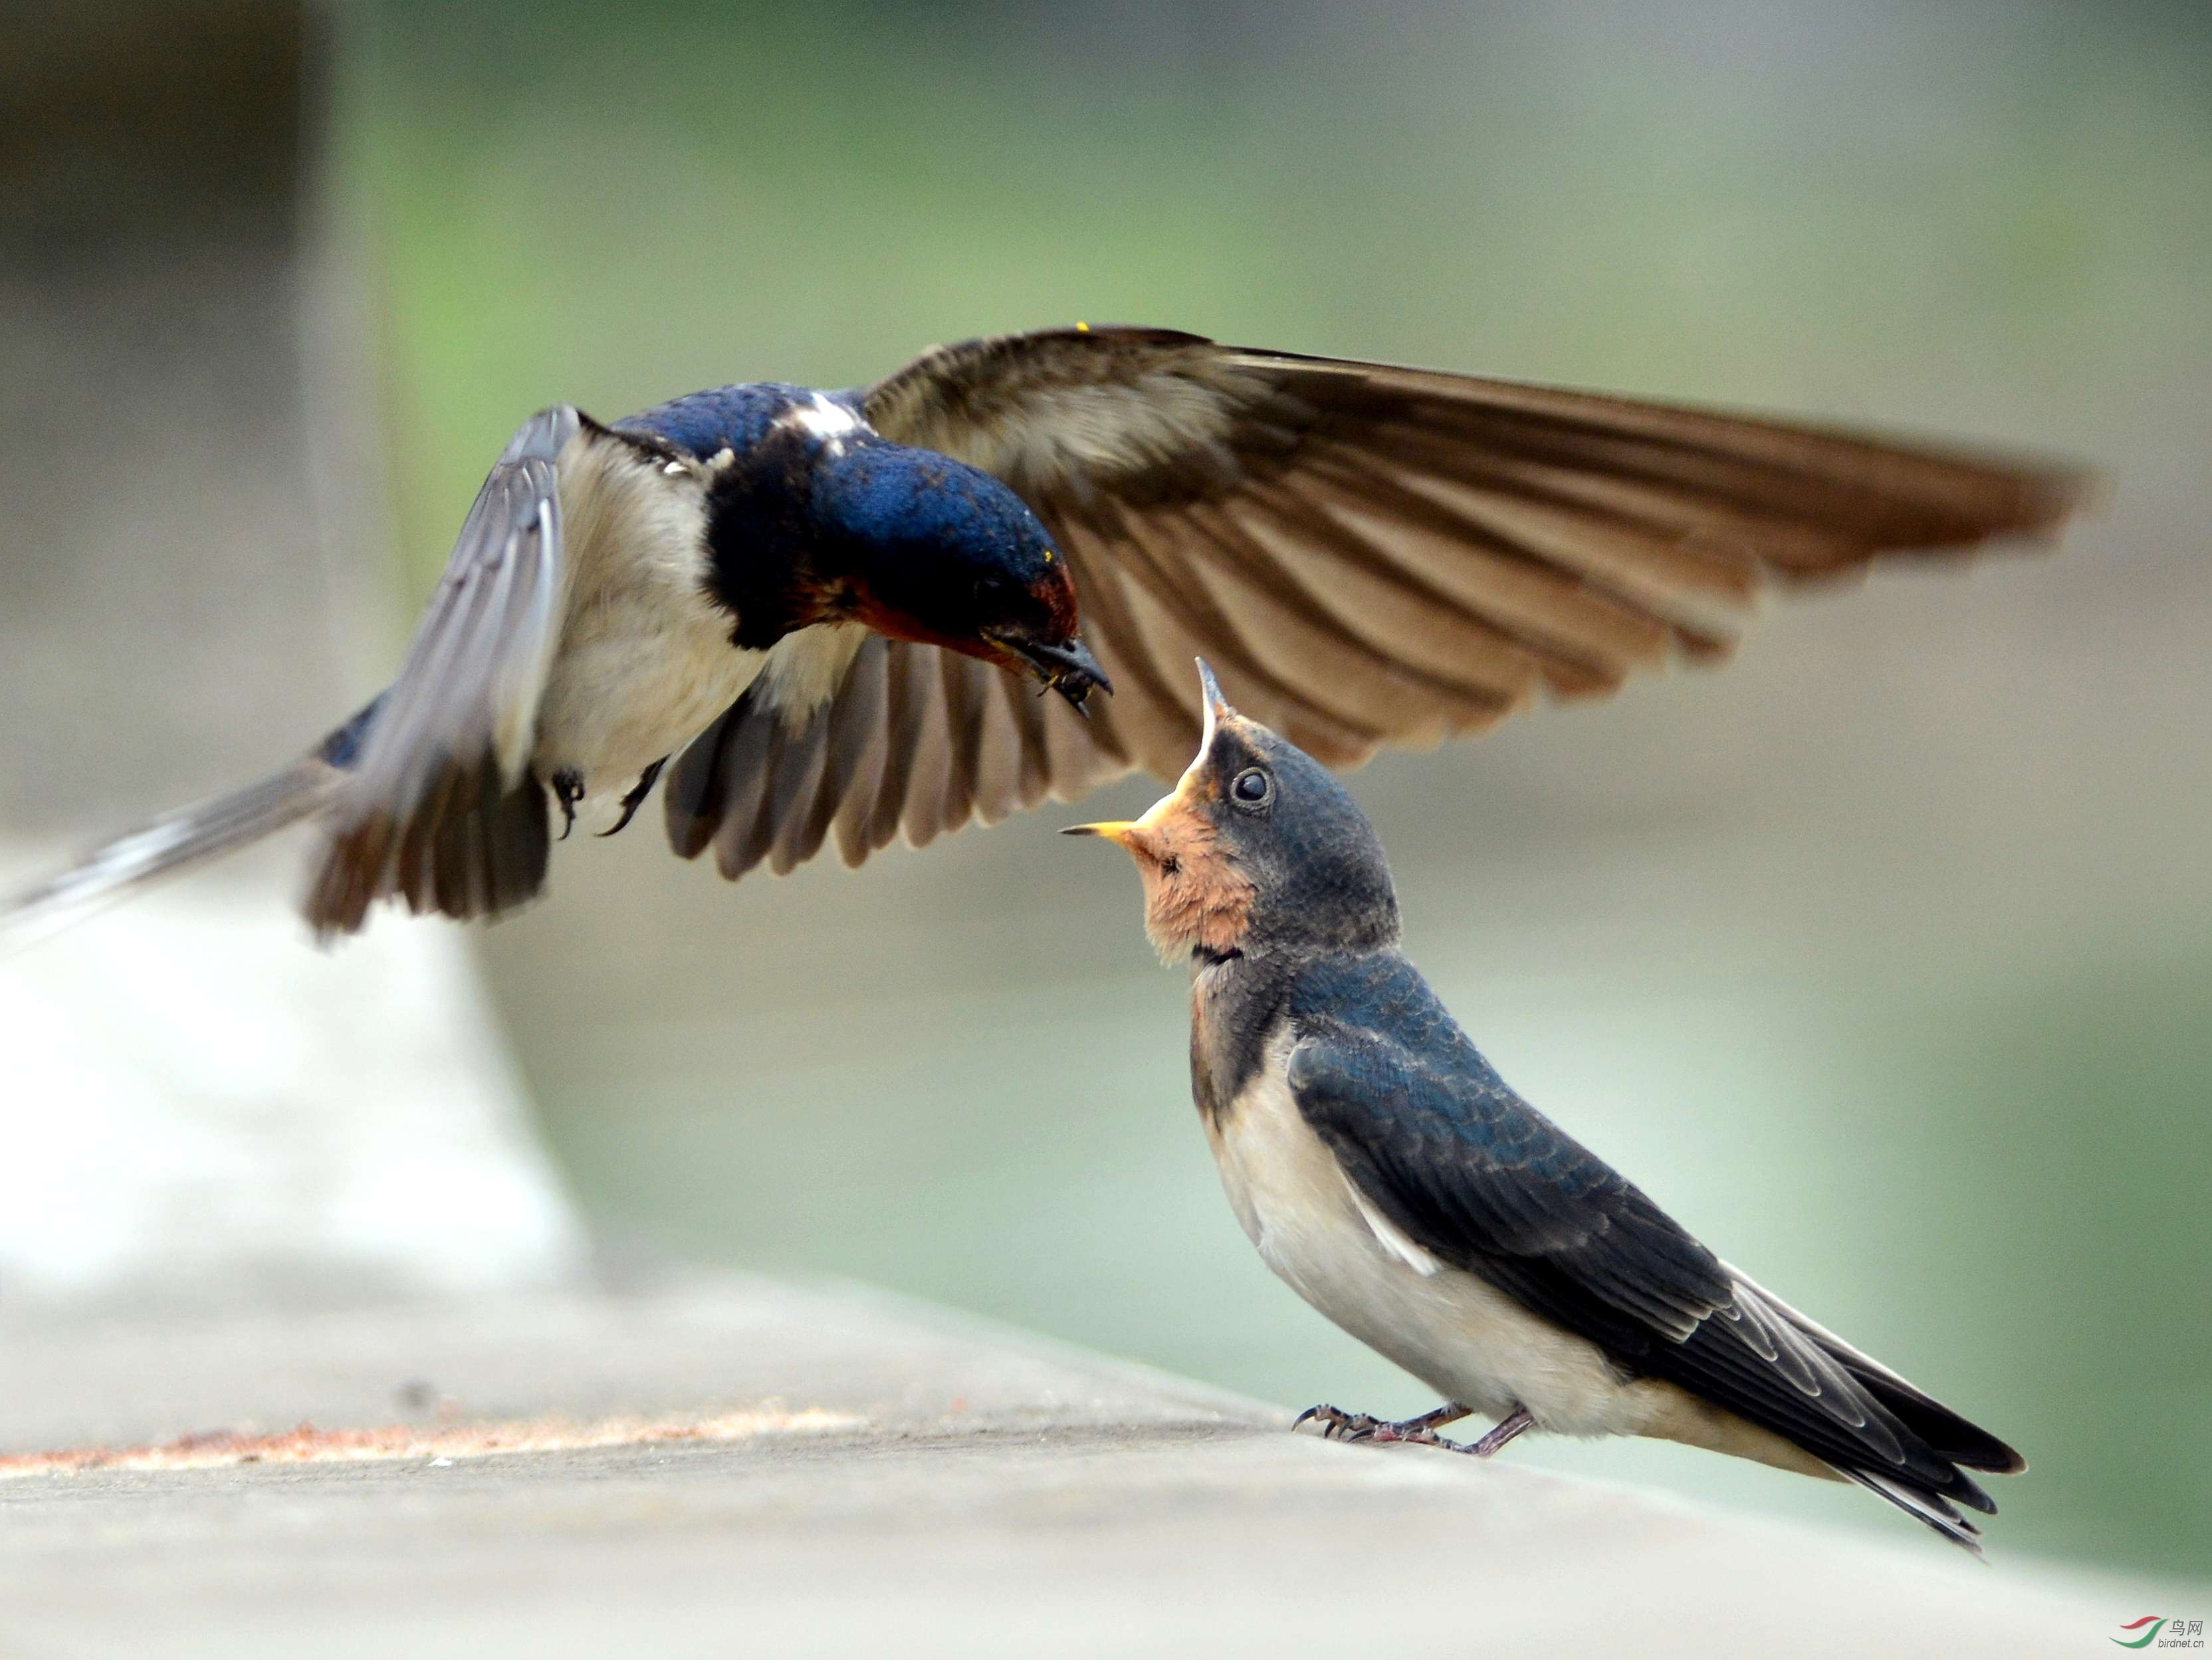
xmin=0 ymin=695 xmax=554 ymax=942
xmin=0 ymin=760 xmax=338 ymax=940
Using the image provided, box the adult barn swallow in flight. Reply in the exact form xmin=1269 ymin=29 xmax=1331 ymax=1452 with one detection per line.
xmin=1070 ymin=663 xmax=2023 ymax=1553
xmin=5 ymin=326 xmax=2082 ymax=938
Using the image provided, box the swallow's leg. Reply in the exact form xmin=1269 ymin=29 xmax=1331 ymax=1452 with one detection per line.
xmin=1457 ymin=1405 xmax=1536 ymax=1459
xmin=598 ymin=757 xmax=667 ymax=838
xmin=1297 ymin=1401 xmax=1534 ymax=1459
xmin=1292 ymin=1401 xmax=1471 ymax=1445
xmin=550 ymin=769 xmax=585 ymax=841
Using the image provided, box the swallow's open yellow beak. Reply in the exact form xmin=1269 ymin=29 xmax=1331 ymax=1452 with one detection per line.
xmin=1061 ymin=820 xmax=1138 ymax=846
xmin=1063 ymin=658 xmax=1234 ymax=851
xmin=1062 ymin=763 xmax=1205 ymax=853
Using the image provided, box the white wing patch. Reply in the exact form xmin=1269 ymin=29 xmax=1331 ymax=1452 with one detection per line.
xmin=1342 ymin=1172 xmax=1444 ymax=1277
xmin=780 ymin=394 xmax=867 ymax=456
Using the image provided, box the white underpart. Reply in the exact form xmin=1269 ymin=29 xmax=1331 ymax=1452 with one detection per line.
xmin=1206 ymin=1038 xmax=1655 ymax=1435
xmin=780 ymin=394 xmax=867 ymax=457
xmin=532 ymin=431 xmax=762 ymax=802
xmin=758 ymin=621 xmax=867 ymax=731
xmin=1203 ymin=1032 xmax=1840 ymax=1477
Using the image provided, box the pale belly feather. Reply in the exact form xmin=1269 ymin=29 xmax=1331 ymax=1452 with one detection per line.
xmin=535 ymin=594 xmax=763 ymax=794
xmin=531 ymin=432 xmax=767 ymax=796
xmin=1208 ymin=1057 xmax=1668 ymax=1439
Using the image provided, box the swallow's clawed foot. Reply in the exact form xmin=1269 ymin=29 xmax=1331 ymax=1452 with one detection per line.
xmin=1295 ymin=1401 xmax=1533 ymax=1458
xmin=1293 ymin=1401 xmax=1474 ymax=1447
xmin=598 ymin=757 xmax=666 ymax=838
xmin=1458 ymin=1406 xmax=1537 ymax=1459
xmin=1293 ymin=1403 xmax=1383 ymax=1442
xmin=551 ymin=769 xmax=584 ymax=840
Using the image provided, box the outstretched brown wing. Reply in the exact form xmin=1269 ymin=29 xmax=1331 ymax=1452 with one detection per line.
xmin=667 ymin=325 xmax=2087 ymax=877
xmin=665 ymin=632 xmax=1127 ymax=882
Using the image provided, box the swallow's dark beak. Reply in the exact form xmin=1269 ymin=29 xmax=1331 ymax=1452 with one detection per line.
xmin=994 ymin=633 xmax=1113 ymax=715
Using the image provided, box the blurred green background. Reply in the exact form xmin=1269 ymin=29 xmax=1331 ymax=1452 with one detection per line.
xmin=343 ymin=0 xmax=2208 ymax=1580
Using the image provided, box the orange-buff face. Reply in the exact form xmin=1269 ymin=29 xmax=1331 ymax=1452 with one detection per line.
xmin=1066 ymin=697 xmax=1255 ymax=962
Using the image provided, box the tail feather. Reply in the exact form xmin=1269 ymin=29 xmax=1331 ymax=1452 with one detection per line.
xmin=1850 ymin=1372 xmax=2017 ymax=1494
xmin=1721 ymin=1259 xmax=2025 ymax=1481
xmin=0 ymin=761 xmax=336 ymax=939
xmin=1836 ymin=1466 xmax=1989 ymax=1558
xmin=3 ymin=691 xmax=556 ymax=943
xmin=1713 ymin=1262 xmax=2021 ymax=1552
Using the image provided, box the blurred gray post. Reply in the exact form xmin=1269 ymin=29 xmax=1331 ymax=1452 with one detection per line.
xmin=0 ymin=1 xmax=586 ymax=1308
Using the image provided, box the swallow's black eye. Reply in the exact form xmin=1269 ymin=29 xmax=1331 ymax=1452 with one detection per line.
xmin=974 ymin=574 xmax=1008 ymax=603
xmin=1230 ymin=767 xmax=1271 ymax=807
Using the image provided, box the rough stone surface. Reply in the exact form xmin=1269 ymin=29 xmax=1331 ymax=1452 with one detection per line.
xmin=0 ymin=1276 xmax=2157 ymax=1658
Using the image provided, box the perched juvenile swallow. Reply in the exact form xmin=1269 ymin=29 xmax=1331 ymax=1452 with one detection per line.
xmin=7 ymin=326 xmax=2082 ymax=938
xmin=1069 ymin=661 xmax=2023 ymax=1553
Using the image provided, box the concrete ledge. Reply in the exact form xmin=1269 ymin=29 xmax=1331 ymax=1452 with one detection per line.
xmin=0 ymin=1274 xmax=2148 ymax=1658
xmin=0 ymin=854 xmax=588 ymax=1308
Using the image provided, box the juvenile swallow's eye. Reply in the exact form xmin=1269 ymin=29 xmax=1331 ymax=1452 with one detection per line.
xmin=974 ymin=574 xmax=1009 ymax=603
xmin=1231 ymin=767 xmax=1271 ymax=807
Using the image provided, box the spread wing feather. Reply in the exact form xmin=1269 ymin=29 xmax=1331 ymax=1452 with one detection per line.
xmin=663 ymin=636 xmax=1128 ymax=880
xmin=665 ymin=325 xmax=2084 ymax=876
xmin=306 ymin=406 xmax=579 ymax=934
